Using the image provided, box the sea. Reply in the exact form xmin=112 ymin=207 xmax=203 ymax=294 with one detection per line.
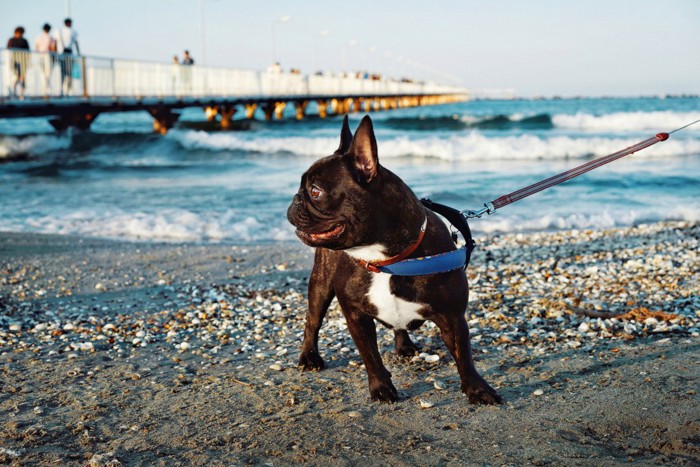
xmin=0 ymin=96 xmax=698 ymax=244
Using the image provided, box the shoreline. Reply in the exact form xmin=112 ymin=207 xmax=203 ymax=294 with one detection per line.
xmin=1 ymin=221 xmax=698 ymax=465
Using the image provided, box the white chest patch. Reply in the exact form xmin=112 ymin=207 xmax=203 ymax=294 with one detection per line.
xmin=345 ymin=243 xmax=387 ymax=262
xmin=367 ymin=273 xmax=424 ymax=330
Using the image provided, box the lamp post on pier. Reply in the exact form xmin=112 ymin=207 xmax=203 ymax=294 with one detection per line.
xmin=271 ymin=15 xmax=292 ymax=65
xmin=313 ymin=29 xmax=331 ymax=74
xmin=341 ymin=39 xmax=357 ymax=74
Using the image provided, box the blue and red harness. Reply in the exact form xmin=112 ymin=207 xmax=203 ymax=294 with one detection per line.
xmin=358 ymin=198 xmax=474 ymax=276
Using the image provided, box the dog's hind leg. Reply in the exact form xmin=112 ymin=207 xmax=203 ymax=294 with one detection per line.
xmin=434 ymin=313 xmax=502 ymax=405
xmin=299 ymin=249 xmax=336 ymax=371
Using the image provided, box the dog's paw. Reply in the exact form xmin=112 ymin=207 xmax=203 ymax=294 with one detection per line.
xmin=463 ymin=382 xmax=502 ymax=405
xmin=298 ymin=350 xmax=325 ymax=371
xmin=393 ymin=330 xmax=420 ymax=357
xmin=395 ymin=341 xmax=419 ymax=358
xmin=369 ymin=380 xmax=399 ymax=403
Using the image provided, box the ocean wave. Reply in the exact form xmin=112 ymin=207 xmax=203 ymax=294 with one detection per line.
xmin=9 ymin=208 xmax=297 ymax=243
xmin=0 ymin=134 xmax=71 ymax=159
xmin=2 ymin=204 xmax=697 ymax=243
xmin=15 ymin=159 xmax=194 ymax=177
xmin=383 ymin=114 xmax=554 ymax=131
xmin=385 ymin=111 xmax=700 ymax=133
xmin=169 ymin=130 xmax=339 ymax=157
xmin=477 ymin=205 xmax=700 ymax=234
xmin=68 ymin=132 xmax=165 ymax=152
xmin=0 ymin=132 xmax=180 ymax=161
xmin=380 ymin=133 xmax=700 ymax=161
xmin=171 ymin=130 xmax=700 ymax=162
xmin=552 ymin=111 xmax=700 ymax=132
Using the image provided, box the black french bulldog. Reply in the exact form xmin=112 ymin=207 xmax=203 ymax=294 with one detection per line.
xmin=286 ymin=115 xmax=500 ymax=404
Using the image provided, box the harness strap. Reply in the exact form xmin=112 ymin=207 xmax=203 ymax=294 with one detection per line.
xmin=361 ymin=217 xmax=427 ymax=273
xmin=371 ymin=245 xmax=468 ymax=276
xmin=420 ymin=198 xmax=475 ymax=267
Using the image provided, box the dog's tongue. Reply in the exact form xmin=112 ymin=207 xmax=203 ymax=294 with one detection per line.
xmin=309 ymin=224 xmax=343 ymax=240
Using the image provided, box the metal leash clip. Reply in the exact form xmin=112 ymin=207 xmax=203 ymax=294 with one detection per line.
xmin=461 ymin=202 xmax=496 ymax=219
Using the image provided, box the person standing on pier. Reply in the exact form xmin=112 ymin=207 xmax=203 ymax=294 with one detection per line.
xmin=35 ymin=23 xmax=57 ymax=96
xmin=56 ymin=18 xmax=80 ymax=97
xmin=181 ymin=50 xmax=194 ymax=93
xmin=181 ymin=50 xmax=194 ymax=66
xmin=171 ymin=55 xmax=180 ymax=95
xmin=6 ymin=26 xmax=30 ymax=100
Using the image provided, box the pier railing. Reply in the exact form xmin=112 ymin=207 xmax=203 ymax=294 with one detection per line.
xmin=0 ymin=49 xmax=466 ymax=100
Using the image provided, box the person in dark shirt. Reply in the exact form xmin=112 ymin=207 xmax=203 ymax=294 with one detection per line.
xmin=181 ymin=50 xmax=194 ymax=65
xmin=7 ymin=26 xmax=30 ymax=99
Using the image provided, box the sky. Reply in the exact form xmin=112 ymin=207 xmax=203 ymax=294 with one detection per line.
xmin=2 ymin=0 xmax=699 ymax=97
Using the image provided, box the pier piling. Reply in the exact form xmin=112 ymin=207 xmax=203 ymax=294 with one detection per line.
xmin=149 ymin=108 xmax=180 ymax=135
xmin=219 ymin=105 xmax=236 ymax=129
xmin=294 ymin=101 xmax=308 ymax=120
xmin=244 ymin=103 xmax=257 ymax=119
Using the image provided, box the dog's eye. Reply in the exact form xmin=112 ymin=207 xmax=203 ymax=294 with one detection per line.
xmin=309 ymin=185 xmax=323 ymax=199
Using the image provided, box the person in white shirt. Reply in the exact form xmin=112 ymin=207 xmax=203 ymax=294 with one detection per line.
xmin=55 ymin=18 xmax=80 ymax=96
xmin=34 ymin=23 xmax=57 ymax=95
xmin=35 ymin=23 xmax=56 ymax=53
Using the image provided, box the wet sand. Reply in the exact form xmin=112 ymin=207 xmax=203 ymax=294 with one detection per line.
xmin=0 ymin=222 xmax=698 ymax=466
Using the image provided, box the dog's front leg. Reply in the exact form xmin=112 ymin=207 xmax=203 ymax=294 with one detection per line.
xmin=342 ymin=309 xmax=398 ymax=403
xmin=434 ymin=314 xmax=502 ymax=405
xmin=299 ymin=254 xmax=335 ymax=371
xmin=393 ymin=329 xmax=420 ymax=357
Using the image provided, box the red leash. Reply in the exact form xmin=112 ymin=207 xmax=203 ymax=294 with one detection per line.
xmin=493 ymin=132 xmax=667 ymax=210
xmin=464 ymin=120 xmax=700 ymax=219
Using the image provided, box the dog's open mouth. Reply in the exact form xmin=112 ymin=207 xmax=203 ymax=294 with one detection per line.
xmin=297 ymin=224 xmax=345 ymax=242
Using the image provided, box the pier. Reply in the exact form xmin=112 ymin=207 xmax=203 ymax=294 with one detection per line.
xmin=0 ymin=50 xmax=467 ymax=133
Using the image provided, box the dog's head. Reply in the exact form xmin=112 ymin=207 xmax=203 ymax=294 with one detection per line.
xmin=286 ymin=115 xmax=386 ymax=249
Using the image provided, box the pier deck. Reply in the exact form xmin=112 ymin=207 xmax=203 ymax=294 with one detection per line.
xmin=0 ymin=50 xmax=467 ymax=133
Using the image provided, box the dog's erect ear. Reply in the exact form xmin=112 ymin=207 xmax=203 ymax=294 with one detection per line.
xmin=348 ymin=115 xmax=378 ymax=184
xmin=334 ymin=115 xmax=353 ymax=155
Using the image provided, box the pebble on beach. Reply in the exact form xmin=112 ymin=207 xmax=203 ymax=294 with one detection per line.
xmin=0 ymin=222 xmax=697 ymax=387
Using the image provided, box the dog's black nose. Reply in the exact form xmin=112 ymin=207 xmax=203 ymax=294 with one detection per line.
xmin=293 ymin=194 xmax=303 ymax=205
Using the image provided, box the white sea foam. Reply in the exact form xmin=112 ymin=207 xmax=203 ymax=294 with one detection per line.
xmin=9 ymin=207 xmax=297 ymax=243
xmin=170 ymin=130 xmax=338 ymax=157
xmin=552 ymin=111 xmax=700 ymax=132
xmin=3 ymin=204 xmax=697 ymax=243
xmin=477 ymin=205 xmax=700 ymax=234
xmin=0 ymin=134 xmax=71 ymax=158
xmin=171 ymin=129 xmax=700 ymax=162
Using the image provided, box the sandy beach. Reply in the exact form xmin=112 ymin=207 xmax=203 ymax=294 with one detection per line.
xmin=0 ymin=222 xmax=698 ymax=466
